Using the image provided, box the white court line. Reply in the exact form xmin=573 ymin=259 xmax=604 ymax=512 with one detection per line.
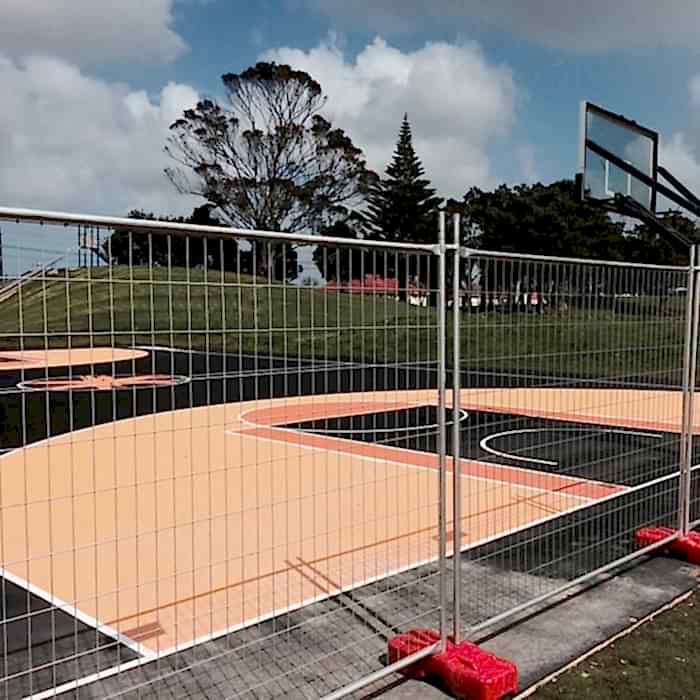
xmin=295 ymin=409 xmax=469 ymax=436
xmin=134 ymin=345 xmax=438 ymax=370
xmin=236 ymin=402 xmax=617 ymax=498
xmin=0 ymin=565 xmax=154 ymax=662
xmin=15 ymin=374 xmax=191 ymax=393
xmin=480 ymin=427 xmax=664 ymax=468
xmin=134 ymin=345 xmax=359 ymax=367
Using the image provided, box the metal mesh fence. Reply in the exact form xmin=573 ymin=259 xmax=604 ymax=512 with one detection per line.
xmin=452 ymin=251 xmax=690 ymax=635
xmin=0 ymin=213 xmax=448 ymax=699
xmin=0 ymin=207 xmax=697 ymax=699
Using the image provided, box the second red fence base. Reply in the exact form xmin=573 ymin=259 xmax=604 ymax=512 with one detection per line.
xmin=387 ymin=629 xmax=518 ymax=700
xmin=635 ymin=526 xmax=700 ymax=564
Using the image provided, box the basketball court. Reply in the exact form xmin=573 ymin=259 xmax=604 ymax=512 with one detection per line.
xmin=0 ymin=343 xmax=687 ymax=697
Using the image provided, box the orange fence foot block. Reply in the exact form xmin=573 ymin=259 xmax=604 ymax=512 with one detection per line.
xmin=387 ymin=629 xmax=518 ymax=700
xmin=635 ymin=526 xmax=700 ymax=565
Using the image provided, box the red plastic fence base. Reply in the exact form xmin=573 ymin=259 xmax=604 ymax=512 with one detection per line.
xmin=387 ymin=629 xmax=518 ymax=700
xmin=635 ymin=526 xmax=700 ymax=565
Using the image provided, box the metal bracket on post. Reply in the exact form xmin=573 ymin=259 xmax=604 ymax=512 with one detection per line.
xmin=451 ymin=212 xmax=462 ymax=643
xmin=680 ymin=244 xmax=700 ymax=534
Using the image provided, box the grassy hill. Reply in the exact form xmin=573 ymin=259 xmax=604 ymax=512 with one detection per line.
xmin=0 ymin=265 xmax=687 ymax=382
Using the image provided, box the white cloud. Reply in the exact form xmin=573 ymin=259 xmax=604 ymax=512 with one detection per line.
xmin=0 ymin=54 xmax=200 ymax=217
xmin=0 ymin=0 xmax=186 ymax=66
xmin=306 ymin=0 xmax=700 ymax=52
xmin=659 ymin=75 xmax=700 ymax=214
xmin=264 ymin=37 xmax=517 ymax=197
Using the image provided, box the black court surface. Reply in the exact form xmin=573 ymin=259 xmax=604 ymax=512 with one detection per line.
xmin=286 ymin=404 xmax=680 ymax=488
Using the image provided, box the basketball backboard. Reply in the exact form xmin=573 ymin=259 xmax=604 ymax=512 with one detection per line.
xmin=578 ymin=101 xmax=659 ymax=213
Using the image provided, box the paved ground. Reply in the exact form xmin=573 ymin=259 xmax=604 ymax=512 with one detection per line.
xmin=370 ymin=556 xmax=700 ymax=699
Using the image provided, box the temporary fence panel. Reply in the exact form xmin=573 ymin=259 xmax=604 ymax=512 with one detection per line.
xmin=0 ymin=208 xmax=449 ymax=699
xmin=0 ymin=205 xmax=698 ymax=700
xmin=450 ymin=249 xmax=692 ymax=637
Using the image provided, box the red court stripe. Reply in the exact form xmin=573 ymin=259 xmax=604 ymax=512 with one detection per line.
xmin=239 ymin=426 xmax=623 ymax=500
xmin=241 ymin=400 xmax=423 ymax=427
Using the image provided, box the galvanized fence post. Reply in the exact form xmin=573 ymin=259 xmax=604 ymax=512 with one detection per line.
xmin=437 ymin=209 xmax=448 ymax=649
xmin=451 ymin=212 xmax=462 ymax=642
xmin=680 ymin=244 xmax=700 ymax=534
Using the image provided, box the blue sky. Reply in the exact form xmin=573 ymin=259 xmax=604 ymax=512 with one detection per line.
xmin=1 ymin=0 xmax=700 ymax=272
xmin=128 ymin=1 xmax=700 ymax=190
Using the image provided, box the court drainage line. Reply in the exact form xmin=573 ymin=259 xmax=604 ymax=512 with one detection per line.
xmin=514 ymin=588 xmax=698 ymax=699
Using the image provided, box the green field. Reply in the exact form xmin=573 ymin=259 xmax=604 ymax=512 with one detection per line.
xmin=0 ymin=265 xmax=687 ymax=381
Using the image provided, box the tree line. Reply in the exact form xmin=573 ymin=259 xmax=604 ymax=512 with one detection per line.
xmin=107 ymin=61 xmax=697 ymax=286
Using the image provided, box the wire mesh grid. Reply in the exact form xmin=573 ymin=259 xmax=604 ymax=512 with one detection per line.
xmin=0 ymin=214 xmax=449 ymax=699
xmin=451 ymin=250 xmax=691 ymax=636
xmin=0 ymin=207 xmax=698 ymax=699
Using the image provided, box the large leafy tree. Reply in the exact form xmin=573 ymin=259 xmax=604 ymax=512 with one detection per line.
xmin=105 ymin=205 xmax=244 ymax=273
xmin=464 ymin=180 xmax=627 ymax=259
xmin=165 ymin=62 xmax=374 ymax=278
xmin=364 ymin=115 xmax=443 ymax=245
xmin=463 ymin=180 xmax=630 ymax=300
xmin=623 ymin=210 xmax=697 ymax=266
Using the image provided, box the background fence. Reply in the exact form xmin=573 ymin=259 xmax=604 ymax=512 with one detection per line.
xmin=0 ymin=206 xmax=697 ymax=699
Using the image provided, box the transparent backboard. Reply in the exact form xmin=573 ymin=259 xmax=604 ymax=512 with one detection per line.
xmin=578 ymin=102 xmax=658 ymax=212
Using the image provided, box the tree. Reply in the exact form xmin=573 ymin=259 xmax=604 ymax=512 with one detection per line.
xmin=623 ymin=210 xmax=698 ymax=266
xmin=311 ymin=214 xmax=375 ymax=282
xmin=164 ymin=62 xmax=374 ymax=278
xmin=364 ymin=115 xmax=443 ymax=246
xmin=464 ymin=180 xmax=627 ymax=259
xmin=462 ymin=180 xmax=631 ymax=305
xmin=104 ymin=205 xmax=246 ymax=273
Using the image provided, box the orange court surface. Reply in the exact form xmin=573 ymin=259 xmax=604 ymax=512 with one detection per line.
xmin=0 ymin=350 xmax=686 ymax=664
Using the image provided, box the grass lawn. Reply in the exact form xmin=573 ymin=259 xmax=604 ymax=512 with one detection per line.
xmin=532 ymin=590 xmax=700 ymax=699
xmin=0 ymin=265 xmax=686 ymax=380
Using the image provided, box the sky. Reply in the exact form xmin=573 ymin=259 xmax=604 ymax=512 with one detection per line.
xmin=2 ymin=0 xmax=700 ymax=271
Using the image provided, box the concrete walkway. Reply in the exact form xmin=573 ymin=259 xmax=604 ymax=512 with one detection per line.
xmin=367 ymin=556 xmax=700 ymax=699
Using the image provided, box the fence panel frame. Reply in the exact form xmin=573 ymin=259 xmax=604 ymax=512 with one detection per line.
xmin=453 ymin=244 xmax=694 ymax=639
xmin=0 ymin=206 xmax=454 ymax=700
xmin=1 ymin=203 xmax=699 ymax=697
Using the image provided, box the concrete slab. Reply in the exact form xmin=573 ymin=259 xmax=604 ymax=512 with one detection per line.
xmin=366 ymin=556 xmax=700 ymax=699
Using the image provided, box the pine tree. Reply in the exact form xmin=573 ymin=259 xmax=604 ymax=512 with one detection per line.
xmin=364 ymin=115 xmax=443 ymax=244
